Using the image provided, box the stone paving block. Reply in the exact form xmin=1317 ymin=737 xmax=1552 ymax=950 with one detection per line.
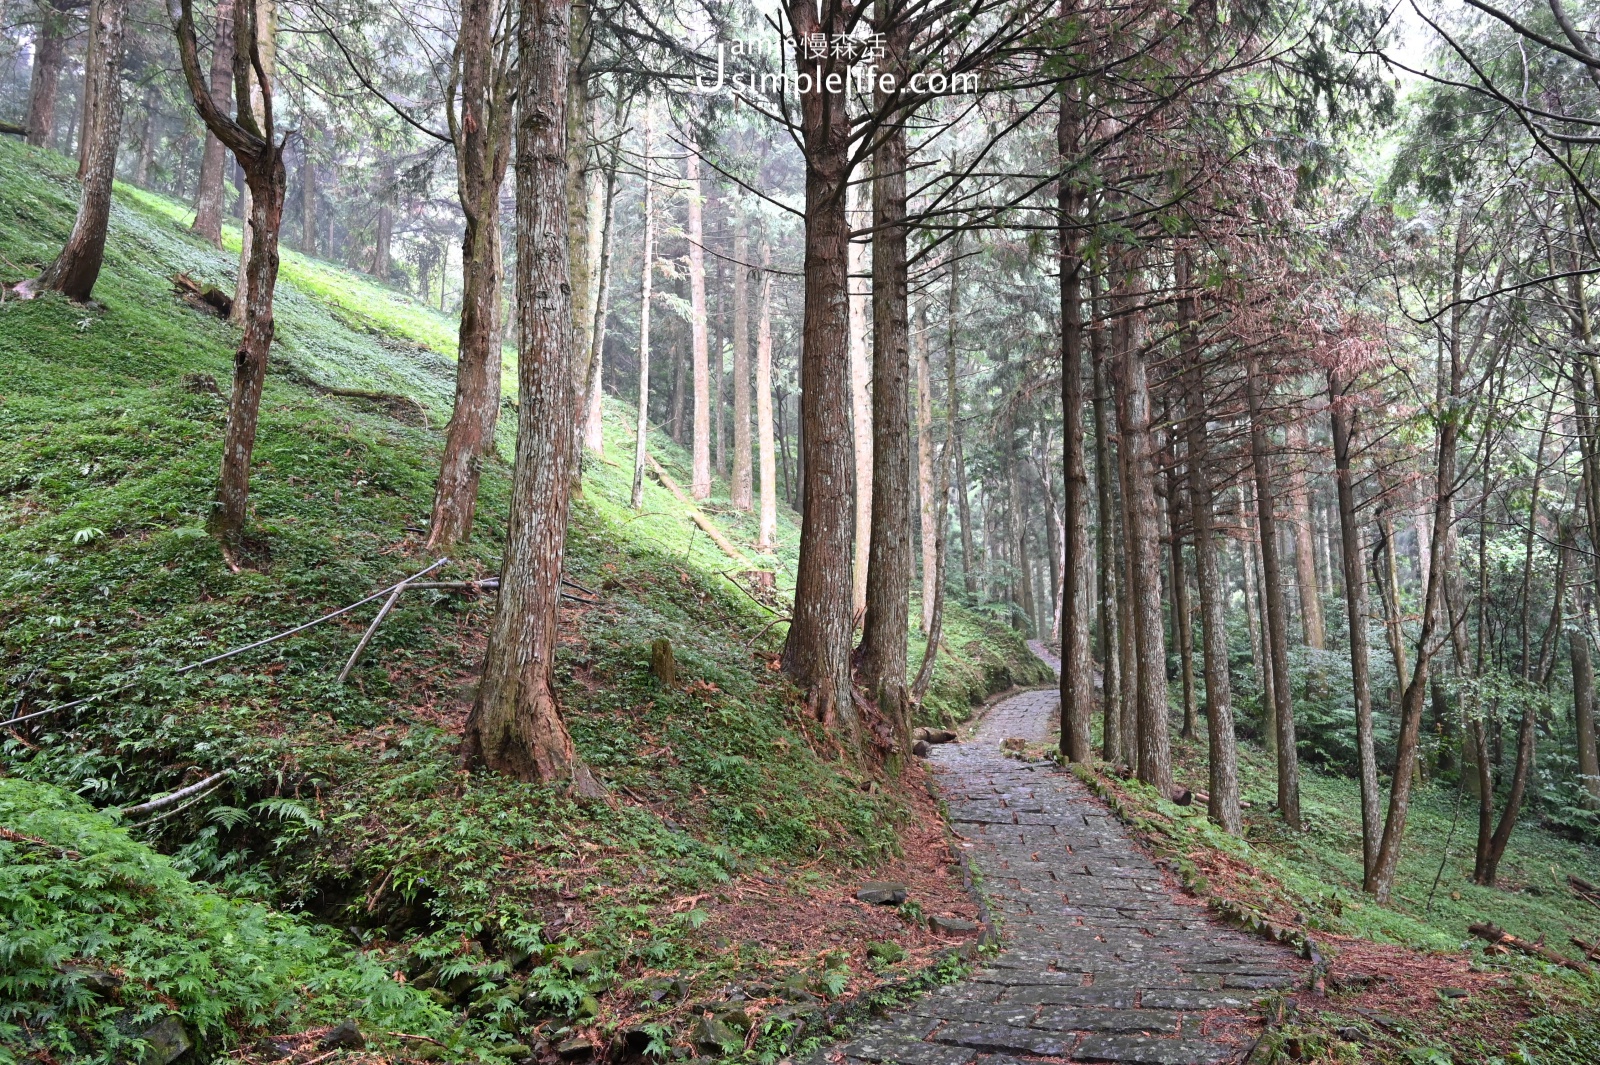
xmin=837 ymin=1038 xmax=978 ymax=1065
xmin=1031 ymin=1007 xmax=1180 ymax=1034
xmin=929 ymin=1023 xmax=1076 ymax=1057
xmin=998 ymin=985 xmax=1139 ymax=1008
xmin=1138 ymin=989 xmax=1259 ymax=1010
xmin=1071 ymin=1034 xmax=1236 ymax=1063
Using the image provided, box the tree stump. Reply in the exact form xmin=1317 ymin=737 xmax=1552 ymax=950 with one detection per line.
xmin=650 ymin=638 xmax=676 ymax=687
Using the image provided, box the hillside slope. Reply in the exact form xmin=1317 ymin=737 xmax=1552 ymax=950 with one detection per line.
xmin=0 ymin=139 xmax=1045 ymax=1064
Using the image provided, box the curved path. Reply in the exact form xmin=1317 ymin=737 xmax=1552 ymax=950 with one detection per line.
xmin=819 ymin=650 xmax=1302 ymax=1065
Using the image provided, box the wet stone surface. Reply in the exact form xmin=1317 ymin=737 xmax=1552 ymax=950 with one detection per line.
xmin=811 ymin=654 xmax=1303 ymax=1065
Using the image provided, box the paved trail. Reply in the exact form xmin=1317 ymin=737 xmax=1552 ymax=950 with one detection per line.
xmin=822 ymin=649 xmax=1302 ymax=1065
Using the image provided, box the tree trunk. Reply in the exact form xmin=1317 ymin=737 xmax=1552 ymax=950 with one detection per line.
xmin=373 ymin=160 xmax=394 ymax=278
xmin=755 ymin=246 xmax=777 ymax=550
xmin=849 ymin=178 xmax=873 ymax=621
xmin=1165 ymin=432 xmax=1197 ymax=741
xmin=1246 ymin=362 xmax=1301 ymax=829
xmin=583 ymin=163 xmax=617 ymax=454
xmin=1287 ymin=420 xmax=1326 ymax=650
xmin=1111 ymin=265 xmax=1171 ymax=794
xmin=1329 ymin=367 xmax=1381 ymax=878
xmin=1091 ymin=268 xmax=1121 ymax=763
xmin=916 ymin=300 xmax=937 ymax=635
xmin=1574 ymin=615 xmax=1600 ymax=808
xmin=712 ymin=256 xmax=724 ymax=480
xmin=782 ymin=0 xmax=858 ymax=747
xmin=229 ymin=0 xmax=276 ymax=325
xmin=300 ymin=128 xmax=315 ymax=253
xmin=629 ymin=116 xmax=655 ymax=510
xmin=22 ymin=0 xmax=126 ymax=303
xmin=686 ymin=149 xmax=711 ymax=499
xmin=426 ymin=0 xmax=512 ymax=550
xmin=133 ymin=86 xmax=158 ymax=186
xmin=460 ymin=0 xmax=598 ymax=796
xmin=669 ymin=341 xmax=687 ymax=444
xmin=24 ymin=0 xmax=70 ymax=149
xmin=1178 ymin=254 xmax=1239 ymax=831
xmin=1058 ymin=88 xmax=1092 ymax=761
xmin=858 ymin=47 xmax=912 ymax=748
xmin=731 ymin=219 xmax=753 ymax=509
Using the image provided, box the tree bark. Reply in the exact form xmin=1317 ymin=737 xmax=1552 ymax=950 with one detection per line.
xmin=228 ymin=0 xmax=275 ymax=326
xmin=22 ymin=0 xmax=126 ymax=303
xmin=133 ymin=86 xmax=158 ymax=186
xmin=916 ymin=299 xmax=937 ymax=634
xmin=582 ymin=161 xmax=617 ymax=454
xmin=1246 ymin=362 xmax=1301 ymax=829
xmin=426 ymin=0 xmax=513 ymax=550
xmin=858 ymin=46 xmax=912 ymax=747
xmin=849 ymin=178 xmax=873 ymax=621
xmin=629 ymin=115 xmax=655 ymax=510
xmin=782 ymin=0 xmax=858 ymax=747
xmin=1091 ymin=268 xmax=1121 ymax=763
xmin=24 ymin=0 xmax=71 ymax=150
xmin=1058 ymin=87 xmax=1092 ymax=761
xmin=299 ymin=132 xmax=315 ymax=253
xmin=1574 ymin=611 xmax=1600 ymax=807
xmin=730 ymin=219 xmax=753 ymax=509
xmin=1111 ymin=264 xmax=1171 ymax=794
xmin=460 ymin=0 xmax=599 ymax=796
xmin=373 ymin=159 xmax=394 ymax=278
xmin=1287 ymin=419 xmax=1326 ymax=649
xmin=1178 ymin=253 xmax=1239 ymax=831
xmin=686 ymin=148 xmax=711 ymax=499
xmin=1165 ymin=432 xmax=1197 ymax=741
xmin=1330 ymin=367 xmax=1381 ymax=878
xmin=755 ymin=245 xmax=777 ymax=550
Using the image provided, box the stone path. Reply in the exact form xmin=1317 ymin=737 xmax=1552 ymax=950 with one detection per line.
xmin=820 ymin=654 xmax=1303 ymax=1065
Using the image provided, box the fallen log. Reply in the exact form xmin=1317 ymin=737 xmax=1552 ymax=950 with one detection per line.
xmin=171 ymin=271 xmax=233 ymax=317
xmin=1572 ymin=935 xmax=1600 ymax=963
xmin=1469 ymin=922 xmax=1591 ymax=974
xmin=116 ymin=770 xmax=233 ymax=819
xmin=0 ymin=120 xmax=28 ymax=137
xmin=644 ymin=453 xmax=757 ymax=568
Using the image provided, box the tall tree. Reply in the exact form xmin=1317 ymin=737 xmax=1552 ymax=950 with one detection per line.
xmin=687 ymin=146 xmax=711 ymax=499
xmin=629 ymin=114 xmax=655 ymax=510
xmin=17 ymin=0 xmax=127 ymax=302
xmin=189 ymin=0 xmax=233 ymax=246
xmin=460 ymin=0 xmax=600 ymax=796
xmin=755 ymin=243 xmax=777 ymax=551
xmin=24 ymin=0 xmax=77 ymax=149
xmin=427 ymin=0 xmax=515 ymax=550
xmin=730 ymin=218 xmax=753 ymax=510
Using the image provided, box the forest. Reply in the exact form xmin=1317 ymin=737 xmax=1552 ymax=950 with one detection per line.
xmin=5 ymin=0 xmax=1600 ymax=1061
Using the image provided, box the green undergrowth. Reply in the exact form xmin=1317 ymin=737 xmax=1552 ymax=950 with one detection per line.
xmin=0 ymin=137 xmax=1039 ymax=1061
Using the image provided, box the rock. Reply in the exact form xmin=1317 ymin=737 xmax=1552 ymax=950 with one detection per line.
xmin=251 ymin=1038 xmax=294 ymax=1061
xmin=1000 ymin=737 xmax=1027 ymax=752
xmin=136 ymin=1017 xmax=192 ymax=1065
xmin=319 ymin=1018 xmax=366 ymax=1050
xmin=856 ymin=881 xmax=908 ymax=905
xmin=1437 ymin=987 xmax=1471 ymax=1000
xmin=913 ymin=727 xmax=957 ymax=744
xmin=714 ymin=1007 xmax=752 ymax=1032
xmin=1168 ymin=786 xmax=1193 ymax=806
xmin=688 ymin=1015 xmax=739 ymax=1053
xmin=180 ymin=371 xmax=220 ymax=394
xmin=929 ymin=915 xmax=981 ymax=935
xmin=621 ymin=1025 xmax=658 ymax=1055
xmin=556 ymin=1036 xmax=595 ymax=1058
xmin=913 ymin=739 xmax=932 ymax=758
xmin=496 ymin=1043 xmax=532 ymax=1059
xmin=60 ymin=963 xmax=121 ymax=996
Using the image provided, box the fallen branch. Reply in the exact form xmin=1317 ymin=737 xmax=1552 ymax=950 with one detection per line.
xmin=386 ymin=1032 xmax=447 ymax=1049
xmin=644 ymin=453 xmax=756 ymax=568
xmin=1569 ymin=874 xmax=1600 ymax=910
xmin=0 ymin=826 xmax=82 ymax=859
xmin=338 ymin=570 xmax=421 ymax=684
xmin=1572 ymin=935 xmax=1600 ymax=963
xmin=116 ymin=770 xmax=233 ymax=819
xmin=170 ymin=272 xmax=232 ymax=317
xmin=0 ymin=121 xmax=27 ymax=137
xmin=1469 ymin=921 xmax=1591 ymax=974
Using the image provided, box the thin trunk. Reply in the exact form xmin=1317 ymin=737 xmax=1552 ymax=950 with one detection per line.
xmin=755 ymin=246 xmax=777 ymax=551
xmin=1058 ymin=82 xmax=1092 ymax=761
xmin=712 ymin=256 xmax=725 ymax=480
xmin=22 ymin=0 xmax=126 ymax=303
xmin=629 ymin=117 xmax=655 ymax=510
xmin=1574 ymin=613 xmax=1600 ymax=808
xmin=133 ymin=87 xmax=158 ymax=186
xmin=783 ymin=0 xmax=858 ymax=746
xmin=373 ymin=160 xmax=394 ymax=278
xmin=687 ymin=149 xmax=711 ymax=499
xmin=583 ymin=161 xmax=617 ymax=454
xmin=1165 ymin=433 xmax=1197 ymax=741
xmin=858 ymin=31 xmax=912 ymax=744
xmin=849 ymin=178 xmax=873 ymax=621
xmin=300 ymin=129 xmax=315 ymax=253
xmin=426 ymin=0 xmax=512 ymax=550
xmin=1246 ymin=362 xmax=1301 ymax=829
xmin=916 ymin=299 xmax=937 ymax=634
xmin=1092 ymin=269 xmax=1120 ymax=763
xmin=954 ymin=410 xmax=976 ymax=597
xmin=460 ymin=0 xmax=599 ymax=795
xmin=731 ymin=220 xmax=753 ymax=510
xmin=1178 ymin=254 xmax=1238 ymax=831
xmin=229 ymin=0 xmax=276 ymax=326
xmin=1287 ymin=420 xmax=1326 ymax=649
xmin=669 ymin=341 xmax=687 ymax=444
xmin=1330 ymin=367 xmax=1381 ymax=880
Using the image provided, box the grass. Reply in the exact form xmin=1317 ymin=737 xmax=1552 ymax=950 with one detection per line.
xmin=0 ymin=137 xmax=1042 ymax=1062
